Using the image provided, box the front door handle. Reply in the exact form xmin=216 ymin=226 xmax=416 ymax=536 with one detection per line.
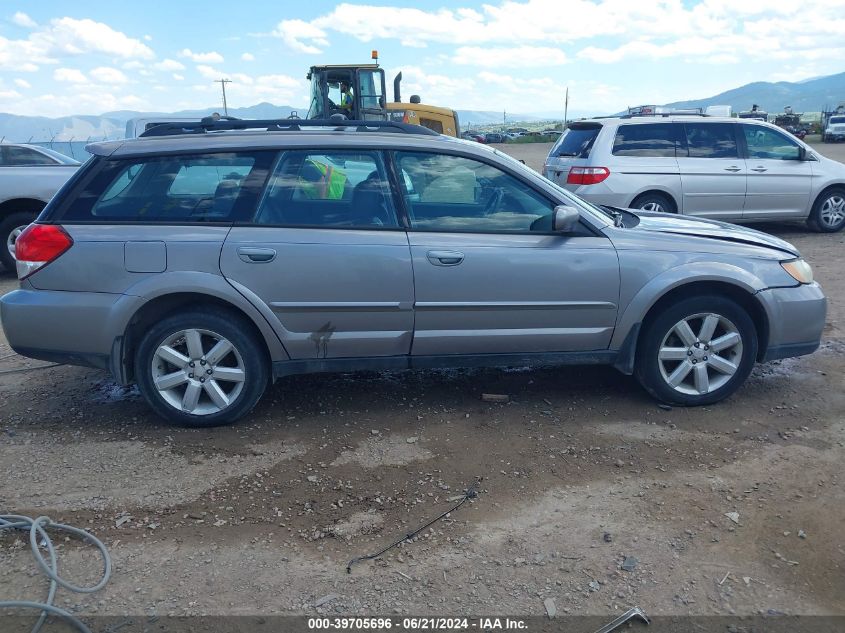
xmin=750 ymin=166 xmax=768 ymax=172
xmin=426 ymin=250 xmax=464 ymax=266
xmin=237 ymin=247 xmax=276 ymax=263
xmin=724 ymin=166 xmax=742 ymax=172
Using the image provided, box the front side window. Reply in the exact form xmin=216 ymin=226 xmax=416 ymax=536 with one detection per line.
xmin=742 ymin=125 xmax=801 ymax=160
xmin=3 ymin=146 xmax=59 ymax=166
xmin=395 ymin=151 xmax=555 ymax=232
xmin=612 ymin=123 xmax=679 ymax=157
xmin=254 ymin=151 xmax=398 ymax=228
xmin=62 ymin=152 xmax=268 ymax=222
xmin=684 ymin=123 xmax=738 ymax=158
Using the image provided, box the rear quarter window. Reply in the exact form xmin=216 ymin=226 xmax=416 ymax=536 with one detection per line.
xmin=60 ymin=152 xmax=274 ymax=223
xmin=549 ymin=125 xmax=601 ymax=158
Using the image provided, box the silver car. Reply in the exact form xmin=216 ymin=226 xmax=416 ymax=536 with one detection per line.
xmin=544 ymin=115 xmax=845 ymax=232
xmin=0 ymin=119 xmax=827 ymax=426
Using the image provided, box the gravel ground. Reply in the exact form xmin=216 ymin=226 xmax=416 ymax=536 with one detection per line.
xmin=0 ymin=140 xmax=843 ymax=624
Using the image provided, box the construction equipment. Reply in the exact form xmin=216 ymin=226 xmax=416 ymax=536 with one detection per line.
xmin=305 ymin=52 xmax=459 ymax=137
xmin=738 ymin=104 xmax=768 ymax=121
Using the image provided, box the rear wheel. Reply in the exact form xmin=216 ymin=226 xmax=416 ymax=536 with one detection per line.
xmin=0 ymin=211 xmax=37 ymax=271
xmin=635 ymin=295 xmax=757 ymax=406
xmin=134 ymin=310 xmax=269 ymax=427
xmin=631 ymin=192 xmax=675 ymax=214
xmin=807 ymin=188 xmax=845 ymax=233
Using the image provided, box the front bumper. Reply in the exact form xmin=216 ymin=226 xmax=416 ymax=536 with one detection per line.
xmin=758 ymin=282 xmax=826 ymax=362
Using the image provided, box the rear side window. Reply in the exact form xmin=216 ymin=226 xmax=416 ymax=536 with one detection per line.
xmin=549 ymin=125 xmax=601 ymax=158
xmin=61 ymin=152 xmax=273 ymax=222
xmin=612 ymin=123 xmax=680 ymax=157
xmin=684 ymin=123 xmax=738 ymax=158
xmin=2 ymin=146 xmax=59 ymax=166
xmin=253 ymin=151 xmax=399 ymax=228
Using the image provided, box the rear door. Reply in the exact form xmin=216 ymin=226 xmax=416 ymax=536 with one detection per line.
xmin=395 ymin=150 xmax=619 ymax=356
xmin=740 ymin=123 xmax=812 ymax=220
xmin=608 ymin=122 xmax=682 ymax=207
xmin=220 ymin=149 xmax=415 ymax=360
xmin=678 ymin=122 xmax=746 ymax=219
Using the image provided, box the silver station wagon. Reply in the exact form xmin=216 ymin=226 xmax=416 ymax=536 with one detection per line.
xmin=0 ymin=119 xmax=827 ymax=426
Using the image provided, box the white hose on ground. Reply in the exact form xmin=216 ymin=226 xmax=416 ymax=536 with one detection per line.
xmin=0 ymin=514 xmax=112 ymax=633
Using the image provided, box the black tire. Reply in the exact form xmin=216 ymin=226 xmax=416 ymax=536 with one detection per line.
xmin=806 ymin=187 xmax=845 ymax=233
xmin=134 ymin=309 xmax=269 ymax=427
xmin=631 ymin=192 xmax=676 ymax=214
xmin=635 ymin=295 xmax=757 ymax=406
xmin=0 ymin=211 xmax=37 ymax=272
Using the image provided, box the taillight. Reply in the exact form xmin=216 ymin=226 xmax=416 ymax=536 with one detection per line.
xmin=14 ymin=224 xmax=73 ymax=280
xmin=567 ymin=166 xmax=610 ymax=185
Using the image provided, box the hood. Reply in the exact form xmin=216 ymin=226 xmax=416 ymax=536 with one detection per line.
xmin=622 ymin=210 xmax=799 ymax=257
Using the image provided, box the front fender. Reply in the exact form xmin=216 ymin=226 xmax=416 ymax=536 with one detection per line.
xmin=610 ymin=262 xmax=767 ymax=351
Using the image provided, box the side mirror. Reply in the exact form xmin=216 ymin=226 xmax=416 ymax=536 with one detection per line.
xmin=798 ymin=146 xmax=808 ymax=161
xmin=552 ymin=205 xmax=580 ymax=232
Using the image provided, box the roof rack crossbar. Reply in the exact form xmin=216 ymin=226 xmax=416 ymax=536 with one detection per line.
xmin=139 ymin=118 xmax=439 ymax=138
xmin=620 ymin=112 xmax=710 ymax=119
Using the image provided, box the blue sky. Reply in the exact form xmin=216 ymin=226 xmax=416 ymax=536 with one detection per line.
xmin=1 ymin=0 xmax=844 ymax=119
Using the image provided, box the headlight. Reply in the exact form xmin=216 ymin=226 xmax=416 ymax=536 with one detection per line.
xmin=781 ymin=259 xmax=813 ymax=284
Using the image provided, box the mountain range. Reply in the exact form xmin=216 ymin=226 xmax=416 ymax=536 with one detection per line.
xmin=1 ymin=72 xmax=843 ymax=141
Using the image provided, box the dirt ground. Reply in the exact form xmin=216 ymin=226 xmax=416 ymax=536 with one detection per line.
xmin=1 ymin=141 xmax=844 ymax=625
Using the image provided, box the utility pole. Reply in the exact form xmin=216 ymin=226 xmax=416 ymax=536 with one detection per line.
xmin=214 ymin=78 xmax=232 ymax=116
xmin=564 ymin=86 xmax=569 ymax=130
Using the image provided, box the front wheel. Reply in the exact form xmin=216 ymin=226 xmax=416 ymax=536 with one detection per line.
xmin=134 ymin=310 xmax=269 ymax=427
xmin=635 ymin=296 xmax=757 ymax=406
xmin=807 ymin=188 xmax=845 ymax=233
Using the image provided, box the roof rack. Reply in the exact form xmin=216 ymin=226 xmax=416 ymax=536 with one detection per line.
xmin=139 ymin=118 xmax=439 ymax=138
xmin=620 ymin=112 xmax=709 ymax=119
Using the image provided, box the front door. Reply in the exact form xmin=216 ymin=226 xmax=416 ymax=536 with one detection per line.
xmin=678 ymin=122 xmax=746 ymax=219
xmin=393 ymin=151 xmax=620 ymax=356
xmin=220 ymin=150 xmax=414 ymax=360
xmin=740 ymin=123 xmax=812 ymax=220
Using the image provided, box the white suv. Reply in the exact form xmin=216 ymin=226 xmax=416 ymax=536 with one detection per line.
xmin=544 ymin=115 xmax=845 ymax=232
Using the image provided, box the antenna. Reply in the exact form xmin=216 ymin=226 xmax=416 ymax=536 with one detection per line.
xmin=214 ymin=78 xmax=232 ymax=116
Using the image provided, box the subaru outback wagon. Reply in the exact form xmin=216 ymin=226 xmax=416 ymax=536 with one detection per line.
xmin=0 ymin=119 xmax=826 ymax=426
xmin=544 ymin=115 xmax=845 ymax=232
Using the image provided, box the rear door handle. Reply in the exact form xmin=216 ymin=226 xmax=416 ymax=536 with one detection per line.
xmin=237 ymin=247 xmax=276 ymax=263
xmin=750 ymin=167 xmax=768 ymax=172
xmin=724 ymin=166 xmax=742 ymax=172
xmin=426 ymin=250 xmax=464 ymax=266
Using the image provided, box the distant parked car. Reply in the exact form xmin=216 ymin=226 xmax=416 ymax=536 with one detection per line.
xmin=484 ymin=133 xmax=505 ymax=144
xmin=0 ymin=143 xmax=80 ymax=270
xmin=544 ymin=114 xmax=845 ymax=232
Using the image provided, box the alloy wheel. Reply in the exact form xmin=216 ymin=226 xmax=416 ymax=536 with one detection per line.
xmin=640 ymin=201 xmax=666 ymax=213
xmin=819 ymin=194 xmax=845 ymax=229
xmin=657 ymin=312 xmax=743 ymax=396
xmin=6 ymin=224 xmax=27 ymax=259
xmin=151 ymin=328 xmax=246 ymax=415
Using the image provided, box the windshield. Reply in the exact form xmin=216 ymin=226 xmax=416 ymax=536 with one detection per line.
xmin=31 ymin=146 xmax=80 ymax=165
xmin=830 ymin=116 xmax=845 ymax=125
xmin=492 ymin=148 xmax=614 ymax=223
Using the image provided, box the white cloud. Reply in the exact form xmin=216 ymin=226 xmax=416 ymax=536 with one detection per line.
xmin=241 ymin=52 xmax=255 ymax=61
xmin=272 ymin=20 xmax=329 ymax=54
xmin=12 ymin=11 xmax=37 ymax=28
xmin=179 ymin=48 xmax=224 ymax=63
xmin=0 ymin=89 xmax=22 ymax=100
xmin=90 ymin=66 xmax=129 ymax=84
xmin=14 ymin=78 xmax=31 ymax=89
xmin=122 ymin=61 xmax=145 ymax=70
xmin=454 ymin=46 xmax=568 ymax=68
xmin=35 ymin=17 xmax=154 ymax=59
xmin=195 ymin=64 xmax=222 ymax=80
xmin=153 ymin=58 xmax=185 ymax=71
xmin=173 ymin=73 xmax=185 ymax=81
xmin=53 ymin=67 xmax=87 ymax=83
xmin=144 ymin=34 xmax=152 ymax=41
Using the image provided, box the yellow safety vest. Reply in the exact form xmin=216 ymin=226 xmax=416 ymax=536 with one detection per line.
xmin=300 ymin=159 xmax=347 ymax=200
